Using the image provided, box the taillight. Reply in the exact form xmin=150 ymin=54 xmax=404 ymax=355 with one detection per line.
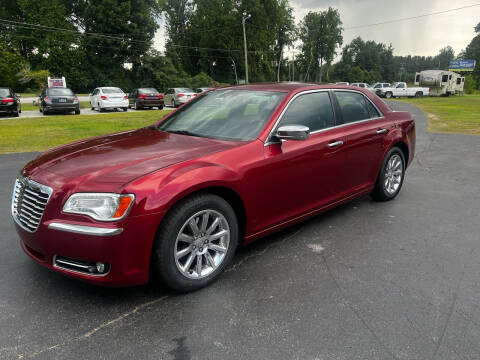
xmin=1 ymin=98 xmax=14 ymax=103
xmin=193 ymin=93 xmax=198 ymax=97
xmin=177 ymin=93 xmax=184 ymax=98
xmin=157 ymin=94 xmax=163 ymax=99
xmin=101 ymin=95 xmax=107 ymax=100
xmin=138 ymin=94 xmax=146 ymax=99
xmin=123 ymin=95 xmax=128 ymax=100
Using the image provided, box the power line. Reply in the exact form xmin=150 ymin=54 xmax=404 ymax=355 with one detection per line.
xmin=344 ymin=3 xmax=480 ymax=30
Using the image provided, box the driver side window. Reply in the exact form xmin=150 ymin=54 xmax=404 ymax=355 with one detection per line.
xmin=278 ymin=92 xmax=335 ymax=132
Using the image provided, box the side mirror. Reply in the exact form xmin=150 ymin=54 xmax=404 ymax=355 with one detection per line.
xmin=275 ymin=125 xmax=310 ymax=141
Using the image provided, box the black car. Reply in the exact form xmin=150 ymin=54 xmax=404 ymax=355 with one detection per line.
xmin=39 ymin=87 xmax=80 ymax=115
xmin=128 ymin=88 xmax=164 ymax=110
xmin=0 ymin=88 xmax=21 ymax=117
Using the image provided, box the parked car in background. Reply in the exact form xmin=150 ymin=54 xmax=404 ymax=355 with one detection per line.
xmin=378 ymin=82 xmax=430 ymax=98
xmin=39 ymin=88 xmax=80 ymax=115
xmin=12 ymin=83 xmax=415 ymax=292
xmin=89 ymin=87 xmax=128 ymax=112
xmin=164 ymin=88 xmax=197 ymax=108
xmin=0 ymin=87 xmax=21 ymax=117
xmin=335 ymin=82 xmax=350 ymax=85
xmin=371 ymin=83 xmax=391 ymax=95
xmin=195 ymin=87 xmax=213 ymax=94
xmin=351 ymin=83 xmax=370 ymax=89
xmin=129 ymin=88 xmax=164 ymax=110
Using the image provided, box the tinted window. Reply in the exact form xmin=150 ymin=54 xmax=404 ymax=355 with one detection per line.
xmin=139 ymin=88 xmax=158 ymax=94
xmin=176 ymin=88 xmax=194 ymax=93
xmin=396 ymin=83 xmax=405 ymax=88
xmin=335 ymin=91 xmax=371 ymax=124
xmin=365 ymin=99 xmax=381 ymax=118
xmin=157 ymin=90 xmax=285 ymax=141
xmin=359 ymin=84 xmax=365 ymax=88
xmin=47 ymin=88 xmax=74 ymax=96
xmin=278 ymin=92 xmax=335 ymax=132
xmin=442 ymin=75 xmax=448 ymax=82
xmin=0 ymin=89 xmax=10 ymax=97
xmin=415 ymin=74 xmax=420 ymax=82
xmin=456 ymin=78 xmax=461 ymax=85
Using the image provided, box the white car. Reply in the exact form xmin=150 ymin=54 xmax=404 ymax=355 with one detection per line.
xmin=335 ymin=82 xmax=349 ymax=86
xmin=351 ymin=83 xmax=370 ymax=89
xmin=89 ymin=87 xmax=128 ymax=112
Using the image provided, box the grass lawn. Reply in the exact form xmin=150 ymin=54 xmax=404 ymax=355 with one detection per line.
xmin=0 ymin=110 xmax=170 ymax=154
xmin=21 ymin=101 xmax=90 ymax=111
xmin=391 ymin=95 xmax=480 ymax=135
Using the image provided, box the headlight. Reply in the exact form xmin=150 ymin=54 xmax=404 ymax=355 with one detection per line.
xmin=63 ymin=193 xmax=135 ymax=221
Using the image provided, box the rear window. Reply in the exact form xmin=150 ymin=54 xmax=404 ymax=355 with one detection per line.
xmin=47 ymin=88 xmax=74 ymax=96
xmin=335 ymin=91 xmax=372 ymax=124
xmin=442 ymin=75 xmax=448 ymax=82
xmin=0 ymin=89 xmax=10 ymax=97
xmin=456 ymin=78 xmax=461 ymax=85
xmin=102 ymin=88 xmax=123 ymax=94
xmin=139 ymin=88 xmax=159 ymax=94
xmin=176 ymin=88 xmax=194 ymax=93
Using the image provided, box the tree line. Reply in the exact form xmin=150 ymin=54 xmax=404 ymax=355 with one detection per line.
xmin=0 ymin=0 xmax=479 ymax=93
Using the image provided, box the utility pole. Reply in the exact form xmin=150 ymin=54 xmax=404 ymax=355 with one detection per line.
xmin=242 ymin=11 xmax=251 ymax=84
xmin=292 ymin=51 xmax=295 ymax=82
xmin=231 ymin=58 xmax=238 ymax=84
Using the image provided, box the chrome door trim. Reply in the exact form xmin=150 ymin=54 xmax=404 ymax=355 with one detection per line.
xmin=264 ymin=89 xmax=385 ymax=146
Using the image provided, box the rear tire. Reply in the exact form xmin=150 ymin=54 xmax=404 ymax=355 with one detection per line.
xmin=385 ymin=92 xmax=393 ymax=99
xmin=98 ymin=103 xmax=105 ymax=112
xmin=415 ymin=91 xmax=423 ymax=98
xmin=75 ymin=108 xmax=80 ymax=115
xmin=371 ymin=147 xmax=405 ymax=201
xmin=153 ymin=193 xmax=239 ymax=292
xmin=123 ymin=107 xmax=128 ymax=112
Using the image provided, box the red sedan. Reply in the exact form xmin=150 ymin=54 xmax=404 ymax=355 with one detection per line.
xmin=12 ymin=83 xmax=415 ymax=292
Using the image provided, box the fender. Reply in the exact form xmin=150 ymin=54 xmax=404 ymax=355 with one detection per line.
xmin=125 ymin=160 xmax=244 ymax=217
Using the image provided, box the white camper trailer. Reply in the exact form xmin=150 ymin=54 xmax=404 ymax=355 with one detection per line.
xmin=414 ymin=70 xmax=464 ymax=96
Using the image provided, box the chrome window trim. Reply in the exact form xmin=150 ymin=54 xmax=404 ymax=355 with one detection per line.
xmin=264 ymin=89 xmax=385 ymax=146
xmin=48 ymin=222 xmax=123 ymax=236
xmin=264 ymin=89 xmax=332 ymax=146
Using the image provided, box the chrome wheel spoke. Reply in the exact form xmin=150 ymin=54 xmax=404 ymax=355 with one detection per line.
xmin=196 ymin=255 xmax=203 ymax=276
xmin=176 ymin=245 xmax=192 ymax=259
xmin=200 ymin=211 xmax=210 ymax=232
xmin=178 ymin=233 xmax=194 ymax=243
xmin=209 ymin=243 xmax=227 ymax=253
xmin=206 ymin=217 xmax=220 ymax=235
xmin=209 ymin=229 xmax=228 ymax=241
xmin=182 ymin=253 xmax=195 ymax=272
xmin=206 ymin=252 xmax=216 ymax=267
xmin=189 ymin=218 xmax=200 ymax=235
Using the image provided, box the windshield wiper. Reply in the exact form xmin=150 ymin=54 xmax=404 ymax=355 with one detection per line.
xmin=166 ymin=129 xmax=206 ymax=138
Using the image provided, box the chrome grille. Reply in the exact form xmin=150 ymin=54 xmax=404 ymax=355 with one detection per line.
xmin=11 ymin=175 xmax=52 ymax=232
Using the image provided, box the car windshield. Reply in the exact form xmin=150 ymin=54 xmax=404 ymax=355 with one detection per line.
xmin=102 ymin=88 xmax=123 ymax=94
xmin=0 ymin=89 xmax=10 ymax=97
xmin=176 ymin=88 xmax=194 ymax=93
xmin=47 ymin=88 xmax=73 ymax=96
xmin=157 ymin=89 xmax=286 ymax=141
xmin=139 ymin=88 xmax=158 ymax=94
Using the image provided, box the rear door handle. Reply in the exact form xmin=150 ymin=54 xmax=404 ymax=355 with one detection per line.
xmin=376 ymin=128 xmax=388 ymax=134
xmin=328 ymin=140 xmax=344 ymax=148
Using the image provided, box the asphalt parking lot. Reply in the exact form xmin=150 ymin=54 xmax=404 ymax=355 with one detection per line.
xmin=1 ymin=101 xmax=479 ymax=359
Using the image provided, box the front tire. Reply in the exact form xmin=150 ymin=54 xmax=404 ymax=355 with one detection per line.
xmin=385 ymin=92 xmax=393 ymax=99
xmin=372 ymin=147 xmax=405 ymax=201
xmin=153 ymin=193 xmax=239 ymax=292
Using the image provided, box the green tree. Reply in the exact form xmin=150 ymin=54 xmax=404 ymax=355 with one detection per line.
xmin=0 ymin=43 xmax=26 ymax=90
xmin=464 ymin=23 xmax=480 ymax=89
xmin=298 ymin=8 xmax=343 ymax=82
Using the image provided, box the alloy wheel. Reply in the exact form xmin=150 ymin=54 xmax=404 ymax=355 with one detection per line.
xmin=384 ymin=154 xmax=403 ymax=195
xmin=174 ymin=209 xmax=230 ymax=279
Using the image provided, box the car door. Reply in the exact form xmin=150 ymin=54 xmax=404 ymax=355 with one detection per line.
xmin=90 ymin=89 xmax=97 ymax=108
xmin=164 ymin=89 xmax=171 ymax=105
xmin=394 ymin=83 xmax=407 ymax=97
xmin=254 ymin=90 xmax=349 ymax=231
xmin=333 ymin=90 xmax=392 ymax=193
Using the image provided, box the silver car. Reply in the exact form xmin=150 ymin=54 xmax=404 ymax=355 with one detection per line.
xmin=164 ymin=88 xmax=196 ymax=108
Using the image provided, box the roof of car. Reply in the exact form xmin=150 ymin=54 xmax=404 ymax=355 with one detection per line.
xmin=220 ymin=82 xmax=364 ymax=93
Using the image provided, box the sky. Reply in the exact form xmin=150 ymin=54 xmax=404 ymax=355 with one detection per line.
xmin=153 ymin=0 xmax=480 ymax=60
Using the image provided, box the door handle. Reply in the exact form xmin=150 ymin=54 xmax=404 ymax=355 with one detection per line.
xmin=376 ymin=128 xmax=388 ymax=134
xmin=328 ymin=140 xmax=344 ymax=148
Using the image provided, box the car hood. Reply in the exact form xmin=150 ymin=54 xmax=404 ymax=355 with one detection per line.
xmin=24 ymin=128 xmax=239 ymax=187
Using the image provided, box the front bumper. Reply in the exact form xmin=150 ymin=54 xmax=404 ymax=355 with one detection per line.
xmin=138 ymin=99 xmax=164 ymax=107
xmin=15 ymin=212 xmax=165 ymax=286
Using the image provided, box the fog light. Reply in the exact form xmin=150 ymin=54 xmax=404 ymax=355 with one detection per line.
xmin=96 ymin=262 xmax=106 ymax=273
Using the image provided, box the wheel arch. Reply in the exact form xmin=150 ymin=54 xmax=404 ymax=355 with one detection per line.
xmin=391 ymin=141 xmax=409 ymax=168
